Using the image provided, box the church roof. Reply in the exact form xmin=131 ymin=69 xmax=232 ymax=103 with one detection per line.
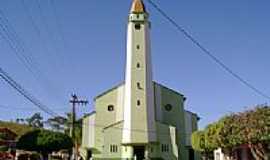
xmin=153 ymin=82 xmax=185 ymax=99
xmin=83 ymin=111 xmax=96 ymax=118
xmin=130 ymin=0 xmax=146 ymax=13
xmin=93 ymin=82 xmax=124 ymax=101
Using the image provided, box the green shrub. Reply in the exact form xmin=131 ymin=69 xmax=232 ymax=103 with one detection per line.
xmin=0 ymin=146 xmax=8 ymax=151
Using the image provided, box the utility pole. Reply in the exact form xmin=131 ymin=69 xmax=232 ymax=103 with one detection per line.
xmin=69 ymin=94 xmax=88 ymax=160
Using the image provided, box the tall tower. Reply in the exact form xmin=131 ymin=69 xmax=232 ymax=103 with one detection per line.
xmin=122 ymin=0 xmax=157 ymax=145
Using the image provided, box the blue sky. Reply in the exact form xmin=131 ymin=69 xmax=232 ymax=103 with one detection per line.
xmin=0 ymin=0 xmax=269 ymax=128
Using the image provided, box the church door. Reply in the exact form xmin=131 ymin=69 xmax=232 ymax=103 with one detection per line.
xmin=133 ymin=146 xmax=145 ymax=160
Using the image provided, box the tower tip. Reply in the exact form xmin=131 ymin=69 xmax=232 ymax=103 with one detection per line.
xmin=130 ymin=0 xmax=146 ymax=13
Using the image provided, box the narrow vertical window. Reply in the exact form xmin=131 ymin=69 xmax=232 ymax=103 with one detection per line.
xmin=136 ymin=45 xmax=140 ymax=49
xmin=136 ymin=63 xmax=140 ymax=68
xmin=161 ymin=144 xmax=169 ymax=152
xmin=137 ymin=82 xmax=142 ymax=90
xmin=137 ymin=100 xmax=141 ymax=106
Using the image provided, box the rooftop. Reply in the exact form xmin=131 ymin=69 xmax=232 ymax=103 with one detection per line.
xmin=130 ymin=0 xmax=146 ymax=13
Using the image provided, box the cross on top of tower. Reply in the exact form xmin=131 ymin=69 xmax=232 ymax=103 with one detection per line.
xmin=130 ymin=0 xmax=146 ymax=13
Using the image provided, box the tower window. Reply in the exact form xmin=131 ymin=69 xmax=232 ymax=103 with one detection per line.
xmin=137 ymin=82 xmax=142 ymax=90
xmin=136 ymin=45 xmax=140 ymax=49
xmin=135 ymin=24 xmax=141 ymax=30
xmin=137 ymin=100 xmax=141 ymax=106
xmin=136 ymin=63 xmax=140 ymax=68
xmin=108 ymin=105 xmax=114 ymax=111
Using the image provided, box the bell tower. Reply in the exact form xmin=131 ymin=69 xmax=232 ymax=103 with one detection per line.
xmin=122 ymin=0 xmax=157 ymax=145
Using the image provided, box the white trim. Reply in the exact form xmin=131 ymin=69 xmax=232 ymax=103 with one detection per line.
xmin=122 ymin=22 xmax=133 ymax=143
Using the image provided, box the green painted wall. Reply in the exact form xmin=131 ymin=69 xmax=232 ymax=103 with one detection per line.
xmin=81 ymin=82 xmax=199 ymax=160
xmin=103 ymin=123 xmax=123 ymax=159
xmin=93 ymin=85 xmax=123 ymax=158
xmin=154 ymin=83 xmax=189 ymax=160
xmin=155 ymin=122 xmax=178 ymax=160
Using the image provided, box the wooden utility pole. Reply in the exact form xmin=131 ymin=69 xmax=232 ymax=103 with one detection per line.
xmin=69 ymin=94 xmax=88 ymax=160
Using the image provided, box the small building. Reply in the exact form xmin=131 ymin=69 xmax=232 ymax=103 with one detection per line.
xmin=214 ymin=147 xmax=254 ymax=160
xmin=0 ymin=128 xmax=17 ymax=149
xmin=81 ymin=0 xmax=200 ymax=159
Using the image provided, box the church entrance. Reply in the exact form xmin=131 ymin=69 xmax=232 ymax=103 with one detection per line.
xmin=133 ymin=146 xmax=145 ymax=160
xmin=87 ymin=150 xmax=92 ymax=160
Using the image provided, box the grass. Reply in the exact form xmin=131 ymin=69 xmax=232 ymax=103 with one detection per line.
xmin=0 ymin=121 xmax=33 ymax=139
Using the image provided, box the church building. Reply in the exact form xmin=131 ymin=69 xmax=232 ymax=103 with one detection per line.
xmin=81 ymin=0 xmax=200 ymax=159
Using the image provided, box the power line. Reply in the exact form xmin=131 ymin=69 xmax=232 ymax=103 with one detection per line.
xmin=0 ymin=28 xmax=37 ymax=84
xmin=0 ymin=9 xmax=44 ymax=85
xmin=0 ymin=13 xmax=40 ymax=81
xmin=32 ymin=0 xmax=76 ymax=74
xmin=0 ymin=104 xmax=36 ymax=111
xmin=48 ymin=0 xmax=68 ymax=48
xmin=21 ymin=0 xmax=53 ymax=56
xmin=30 ymin=0 xmax=72 ymax=97
xmin=47 ymin=0 xmax=75 ymax=68
xmin=22 ymin=0 xmax=71 ymax=65
xmin=0 ymin=9 xmax=39 ymax=69
xmin=0 ymin=8 xmax=66 ymax=103
xmin=35 ymin=0 xmax=59 ymax=53
xmin=21 ymin=0 xmax=42 ymax=37
xmin=146 ymin=0 xmax=270 ymax=100
xmin=0 ymin=104 xmax=67 ymax=111
xmin=0 ymin=67 xmax=59 ymax=117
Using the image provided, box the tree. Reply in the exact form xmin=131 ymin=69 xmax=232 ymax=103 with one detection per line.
xmin=192 ymin=131 xmax=210 ymax=160
xmin=239 ymin=106 xmax=270 ymax=160
xmin=214 ymin=114 xmax=244 ymax=159
xmin=45 ymin=113 xmax=83 ymax=159
xmin=192 ymin=106 xmax=270 ymax=160
xmin=17 ymin=129 xmax=73 ymax=157
xmin=46 ymin=113 xmax=82 ymax=143
xmin=192 ymin=128 xmax=219 ymax=160
xmin=25 ymin=113 xmax=44 ymax=128
xmin=218 ymin=106 xmax=270 ymax=160
xmin=204 ymin=122 xmax=221 ymax=151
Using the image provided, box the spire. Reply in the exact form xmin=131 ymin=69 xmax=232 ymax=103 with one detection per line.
xmin=130 ymin=0 xmax=146 ymax=13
